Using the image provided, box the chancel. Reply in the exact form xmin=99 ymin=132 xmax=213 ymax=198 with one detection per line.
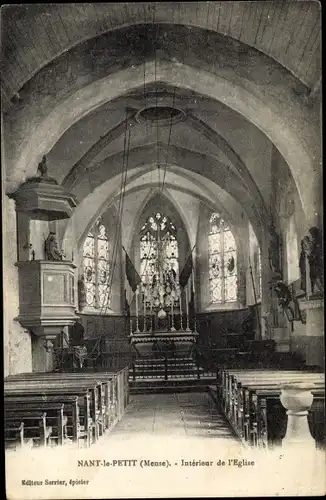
xmin=2 ymin=2 xmax=324 ymax=478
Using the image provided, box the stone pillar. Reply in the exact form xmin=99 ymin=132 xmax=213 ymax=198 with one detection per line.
xmin=302 ymin=300 xmax=324 ymax=368
xmin=280 ymin=383 xmax=316 ymax=451
xmin=3 ymin=195 xmax=33 ymax=376
xmin=299 ymin=169 xmax=322 ymax=232
xmin=260 ymin=227 xmax=272 ymax=339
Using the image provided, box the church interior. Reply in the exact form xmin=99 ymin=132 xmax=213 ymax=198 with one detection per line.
xmin=2 ymin=1 xmax=324 ymax=477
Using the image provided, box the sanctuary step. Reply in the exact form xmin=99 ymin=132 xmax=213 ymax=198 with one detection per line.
xmin=130 ymin=356 xmax=204 ymax=381
xmin=129 ymin=378 xmax=214 ymax=394
xmin=129 ymin=356 xmax=215 ymax=394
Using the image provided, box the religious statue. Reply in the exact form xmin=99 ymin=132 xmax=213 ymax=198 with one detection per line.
xmin=78 ymin=275 xmax=87 ymax=311
xmin=308 ymin=226 xmax=323 ymax=294
xmin=37 ymin=155 xmax=48 ymax=178
xmin=32 ymin=154 xmax=58 ymax=185
xmin=299 ymin=237 xmax=309 ymax=293
xmin=268 ymin=225 xmax=282 ymax=278
xmin=299 ymin=226 xmax=323 ymax=295
xmin=270 ymin=280 xmax=295 ymax=323
xmin=44 ymin=232 xmax=63 ymax=261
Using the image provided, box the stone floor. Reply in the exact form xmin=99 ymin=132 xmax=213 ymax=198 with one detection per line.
xmin=108 ymin=391 xmax=238 ymax=441
xmin=6 ymin=392 xmax=325 ymax=498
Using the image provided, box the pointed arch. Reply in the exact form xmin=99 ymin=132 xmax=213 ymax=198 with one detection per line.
xmin=7 ymin=58 xmax=320 ymax=228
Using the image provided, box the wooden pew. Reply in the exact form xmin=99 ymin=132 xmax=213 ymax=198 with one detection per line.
xmin=4 ymin=401 xmax=66 ymax=445
xmin=41 ymin=367 xmax=130 ymax=425
xmin=4 ymin=394 xmax=80 ymax=443
xmin=58 ymin=368 xmax=129 ymax=427
xmin=7 ymin=372 xmax=118 ymax=432
xmin=4 ymin=410 xmax=52 ymax=448
xmin=4 ymin=384 xmax=93 ymax=446
xmin=228 ymin=372 xmax=324 ymax=413
xmin=216 ymin=368 xmax=325 ymax=448
xmin=220 ymin=370 xmax=324 ymax=421
xmin=6 ymin=374 xmax=106 ymax=436
xmin=4 ymin=421 xmax=25 ymax=449
xmin=5 ymin=366 xmax=130 ymax=437
xmin=227 ymin=373 xmax=324 ymax=440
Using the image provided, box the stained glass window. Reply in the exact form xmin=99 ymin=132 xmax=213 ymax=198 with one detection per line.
xmin=140 ymin=212 xmax=180 ymax=308
xmin=82 ymin=219 xmax=111 ymax=310
xmin=208 ymin=213 xmax=237 ymax=303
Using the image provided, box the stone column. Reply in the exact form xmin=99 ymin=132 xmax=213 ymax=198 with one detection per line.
xmin=300 ymin=300 xmax=324 ymax=368
xmin=280 ymin=382 xmax=316 ymax=451
xmin=260 ymin=226 xmax=273 ymax=339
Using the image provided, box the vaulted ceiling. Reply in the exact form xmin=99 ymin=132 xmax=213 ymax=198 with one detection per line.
xmin=2 ymin=1 xmax=321 ymax=108
xmin=2 ymin=2 xmax=322 ymax=239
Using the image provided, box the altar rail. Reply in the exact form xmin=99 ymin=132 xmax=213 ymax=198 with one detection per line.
xmin=130 ymin=355 xmax=203 ymax=381
xmin=55 ymin=344 xmax=133 ymax=372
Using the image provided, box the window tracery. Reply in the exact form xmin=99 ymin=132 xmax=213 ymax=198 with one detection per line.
xmin=208 ymin=213 xmax=237 ymax=303
xmin=140 ymin=212 xmax=180 ymax=307
xmin=82 ymin=219 xmax=111 ymax=310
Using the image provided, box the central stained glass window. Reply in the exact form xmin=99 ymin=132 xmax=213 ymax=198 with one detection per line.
xmin=140 ymin=212 xmax=180 ymax=307
xmin=208 ymin=212 xmax=237 ymax=303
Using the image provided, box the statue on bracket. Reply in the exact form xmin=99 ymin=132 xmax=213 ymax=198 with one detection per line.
xmin=37 ymin=155 xmax=48 ymax=178
xmin=270 ymin=280 xmax=295 ymax=323
xmin=44 ymin=232 xmax=63 ymax=261
xmin=299 ymin=226 xmax=323 ymax=296
xmin=268 ymin=223 xmax=282 ymax=278
xmin=270 ymin=280 xmax=304 ymax=325
xmin=32 ymin=154 xmax=58 ymax=185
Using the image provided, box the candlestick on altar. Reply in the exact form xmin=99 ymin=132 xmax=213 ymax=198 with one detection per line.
xmin=129 ymin=317 xmax=133 ymax=335
xmin=170 ymin=296 xmax=176 ymax=332
xmin=135 ymin=286 xmax=140 ymax=333
xmin=191 ymin=271 xmax=198 ymax=333
xmin=185 ymin=284 xmax=191 ymax=332
xmin=143 ymin=289 xmax=147 ymax=333
xmin=149 ymin=298 xmax=153 ymax=332
xmin=179 ymin=290 xmax=183 ymax=330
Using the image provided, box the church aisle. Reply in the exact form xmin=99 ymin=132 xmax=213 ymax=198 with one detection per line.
xmin=106 ymin=392 xmax=238 ymax=442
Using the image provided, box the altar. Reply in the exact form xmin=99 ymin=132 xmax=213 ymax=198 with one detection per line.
xmin=129 ymin=330 xmax=198 ymax=358
xmin=126 ymin=211 xmax=199 ymax=379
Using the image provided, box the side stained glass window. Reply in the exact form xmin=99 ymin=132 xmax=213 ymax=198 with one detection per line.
xmin=83 ymin=231 xmax=96 ymax=307
xmin=208 ymin=213 xmax=237 ymax=304
xmin=82 ymin=219 xmax=111 ymax=310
